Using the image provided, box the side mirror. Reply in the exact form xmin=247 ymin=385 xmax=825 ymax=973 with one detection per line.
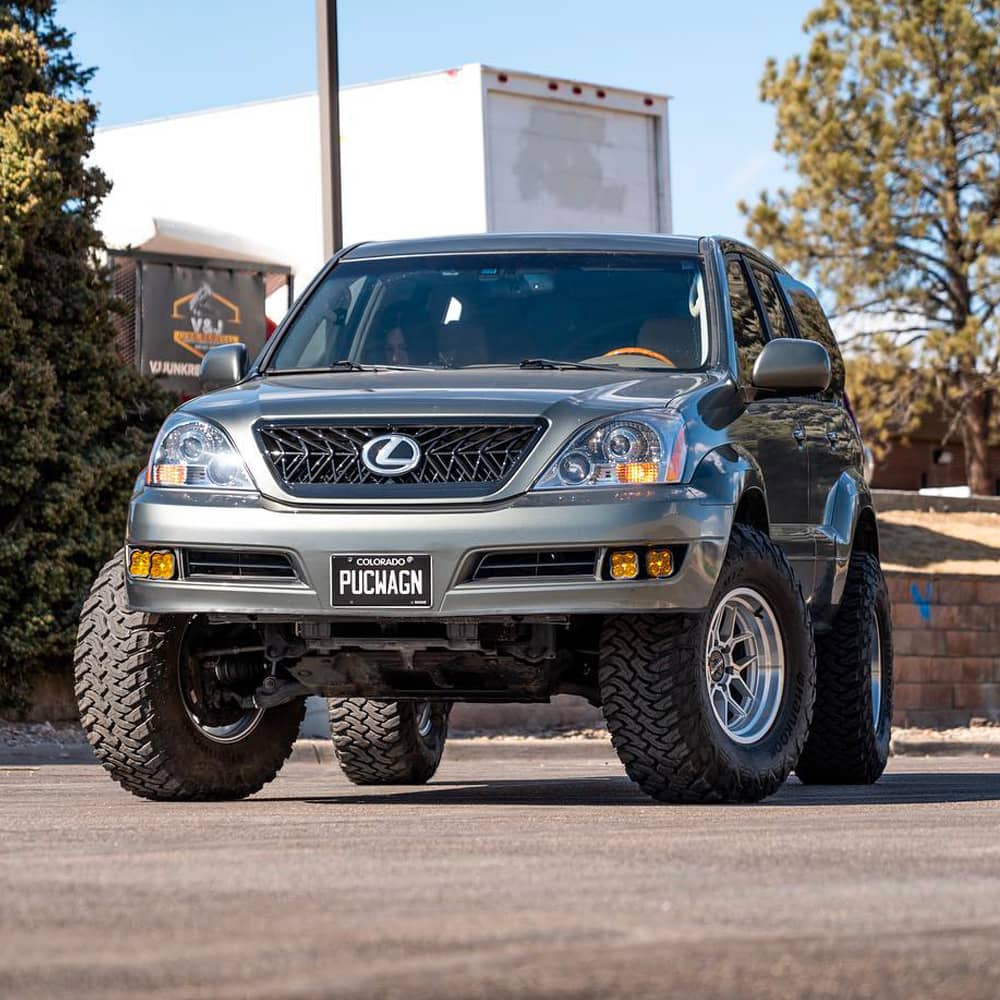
xmin=199 ymin=343 xmax=248 ymax=393
xmin=751 ymin=338 xmax=831 ymax=395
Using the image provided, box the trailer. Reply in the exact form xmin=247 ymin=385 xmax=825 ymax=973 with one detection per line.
xmin=92 ymin=64 xmax=672 ymax=312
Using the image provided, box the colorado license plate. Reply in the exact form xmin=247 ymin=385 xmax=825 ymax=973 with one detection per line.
xmin=331 ymin=554 xmax=432 ymax=608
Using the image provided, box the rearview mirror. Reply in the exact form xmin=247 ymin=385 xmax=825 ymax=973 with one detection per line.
xmin=751 ymin=338 xmax=831 ymax=395
xmin=199 ymin=343 xmax=248 ymax=393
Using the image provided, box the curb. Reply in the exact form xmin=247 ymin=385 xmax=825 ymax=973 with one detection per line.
xmin=287 ymin=735 xmax=1000 ymax=761
xmin=891 ymin=738 xmax=1000 ymax=757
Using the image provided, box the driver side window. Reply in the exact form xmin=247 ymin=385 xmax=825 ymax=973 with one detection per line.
xmin=725 ymin=255 xmax=767 ymax=384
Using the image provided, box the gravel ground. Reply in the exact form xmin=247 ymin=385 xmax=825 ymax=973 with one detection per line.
xmin=878 ymin=508 xmax=1000 ymax=575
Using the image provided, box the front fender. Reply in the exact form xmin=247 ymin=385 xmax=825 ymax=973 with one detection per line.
xmin=690 ymin=444 xmax=769 ymax=518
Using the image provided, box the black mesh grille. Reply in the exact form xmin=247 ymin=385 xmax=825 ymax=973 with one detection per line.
xmin=184 ymin=550 xmax=297 ymax=580
xmin=471 ymin=549 xmax=599 ymax=581
xmin=258 ymin=422 xmax=542 ymax=489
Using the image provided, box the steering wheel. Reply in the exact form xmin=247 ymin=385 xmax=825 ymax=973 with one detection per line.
xmin=600 ymin=346 xmax=676 ymax=367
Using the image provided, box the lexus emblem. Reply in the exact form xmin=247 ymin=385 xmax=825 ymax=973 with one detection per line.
xmin=361 ymin=433 xmax=422 ymax=476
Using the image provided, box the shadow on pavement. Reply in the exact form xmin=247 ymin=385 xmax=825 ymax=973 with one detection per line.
xmin=261 ymin=769 xmax=1000 ymax=807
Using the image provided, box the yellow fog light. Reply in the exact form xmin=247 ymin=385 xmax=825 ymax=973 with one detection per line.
xmin=149 ymin=551 xmax=176 ymax=580
xmin=609 ymin=550 xmax=639 ymax=580
xmin=128 ymin=549 xmax=151 ymax=578
xmin=646 ymin=548 xmax=673 ymax=578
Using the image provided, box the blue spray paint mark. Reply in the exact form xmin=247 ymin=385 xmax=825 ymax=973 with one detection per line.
xmin=910 ymin=582 xmax=932 ymax=622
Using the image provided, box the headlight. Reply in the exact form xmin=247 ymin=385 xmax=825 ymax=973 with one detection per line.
xmin=147 ymin=418 xmax=255 ymax=490
xmin=533 ymin=411 xmax=687 ymax=490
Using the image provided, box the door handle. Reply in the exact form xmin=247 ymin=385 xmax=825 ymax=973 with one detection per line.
xmin=793 ymin=425 xmax=806 ymax=445
xmin=826 ymin=431 xmax=839 ymax=446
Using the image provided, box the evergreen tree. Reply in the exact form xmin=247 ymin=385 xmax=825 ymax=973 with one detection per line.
xmin=0 ymin=1 xmax=171 ymax=709
xmin=742 ymin=0 xmax=999 ymax=491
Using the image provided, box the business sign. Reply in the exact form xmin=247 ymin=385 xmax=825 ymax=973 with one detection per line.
xmin=139 ymin=262 xmax=266 ymax=394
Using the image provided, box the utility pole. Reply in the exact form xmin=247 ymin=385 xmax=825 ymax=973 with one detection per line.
xmin=316 ymin=0 xmax=343 ymax=256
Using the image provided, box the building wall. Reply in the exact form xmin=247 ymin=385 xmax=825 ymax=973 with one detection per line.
xmin=872 ymin=438 xmax=1000 ymax=495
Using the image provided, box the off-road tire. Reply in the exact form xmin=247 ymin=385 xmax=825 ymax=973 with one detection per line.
xmin=600 ymin=525 xmax=816 ymax=804
xmin=74 ymin=551 xmax=304 ymax=801
xmin=796 ymin=551 xmax=893 ymax=785
xmin=329 ymin=699 xmax=449 ymax=784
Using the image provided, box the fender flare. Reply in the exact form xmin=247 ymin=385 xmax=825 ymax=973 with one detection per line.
xmin=689 ymin=444 xmax=770 ymax=531
xmin=817 ymin=469 xmax=879 ymax=614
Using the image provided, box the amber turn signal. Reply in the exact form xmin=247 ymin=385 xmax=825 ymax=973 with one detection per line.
xmin=609 ymin=550 xmax=640 ymax=580
xmin=615 ymin=462 xmax=658 ymax=485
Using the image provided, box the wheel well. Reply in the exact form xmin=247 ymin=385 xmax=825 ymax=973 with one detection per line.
xmin=733 ymin=489 xmax=769 ymax=536
xmin=852 ymin=506 xmax=879 ymax=558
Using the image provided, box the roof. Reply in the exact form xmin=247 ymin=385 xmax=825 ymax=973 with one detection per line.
xmin=95 ymin=64 xmax=669 ymax=134
xmin=109 ymin=217 xmax=292 ymax=295
xmin=343 ymin=233 xmax=704 ymax=259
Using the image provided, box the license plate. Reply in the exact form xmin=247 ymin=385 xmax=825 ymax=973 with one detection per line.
xmin=331 ymin=554 xmax=432 ymax=608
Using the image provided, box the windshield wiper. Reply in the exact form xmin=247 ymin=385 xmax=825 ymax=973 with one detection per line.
xmin=264 ymin=360 xmax=375 ymax=374
xmin=266 ymin=360 xmax=439 ymax=375
xmin=518 ymin=358 xmax=615 ymax=371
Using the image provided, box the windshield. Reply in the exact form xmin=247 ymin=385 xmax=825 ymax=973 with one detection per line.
xmin=267 ymin=252 xmax=710 ymax=372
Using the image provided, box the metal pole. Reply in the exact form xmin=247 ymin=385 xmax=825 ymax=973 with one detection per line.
xmin=316 ymin=0 xmax=343 ymax=257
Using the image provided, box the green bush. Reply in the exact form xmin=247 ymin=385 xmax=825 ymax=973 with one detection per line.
xmin=0 ymin=2 xmax=172 ymax=711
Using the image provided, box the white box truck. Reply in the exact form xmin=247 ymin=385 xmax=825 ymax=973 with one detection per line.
xmin=93 ymin=64 xmax=672 ymax=314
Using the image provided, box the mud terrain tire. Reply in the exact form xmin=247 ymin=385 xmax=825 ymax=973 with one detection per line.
xmin=330 ymin=699 xmax=449 ymax=784
xmin=74 ymin=551 xmax=304 ymax=801
xmin=796 ymin=551 xmax=893 ymax=785
xmin=600 ymin=525 xmax=816 ymax=803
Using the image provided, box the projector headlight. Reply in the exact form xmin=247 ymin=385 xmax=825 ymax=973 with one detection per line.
xmin=533 ymin=411 xmax=687 ymax=491
xmin=147 ymin=417 xmax=255 ymax=490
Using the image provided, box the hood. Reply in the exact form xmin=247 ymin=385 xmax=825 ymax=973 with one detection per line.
xmin=188 ymin=367 xmax=717 ymax=425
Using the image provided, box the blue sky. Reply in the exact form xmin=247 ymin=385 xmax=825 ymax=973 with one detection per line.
xmin=60 ymin=0 xmax=816 ymax=238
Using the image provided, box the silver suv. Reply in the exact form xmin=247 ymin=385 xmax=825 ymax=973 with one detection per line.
xmin=75 ymin=234 xmax=893 ymax=803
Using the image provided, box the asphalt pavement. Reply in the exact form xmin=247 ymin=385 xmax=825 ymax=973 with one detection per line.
xmin=2 ymin=739 xmax=999 ymax=1000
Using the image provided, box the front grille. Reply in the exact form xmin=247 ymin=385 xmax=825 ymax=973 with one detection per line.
xmin=470 ymin=549 xmax=599 ymax=582
xmin=257 ymin=422 xmax=543 ymax=491
xmin=184 ymin=550 xmax=297 ymax=580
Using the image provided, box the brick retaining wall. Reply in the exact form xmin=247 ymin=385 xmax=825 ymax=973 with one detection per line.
xmin=887 ymin=572 xmax=1000 ymax=727
xmin=455 ymin=572 xmax=1000 ymax=734
xmin=12 ymin=571 xmax=1000 ymax=729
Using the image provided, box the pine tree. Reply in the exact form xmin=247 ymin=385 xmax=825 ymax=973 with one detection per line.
xmin=742 ymin=0 xmax=999 ymax=491
xmin=0 ymin=1 xmax=171 ymax=709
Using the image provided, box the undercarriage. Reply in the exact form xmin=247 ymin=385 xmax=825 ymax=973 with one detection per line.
xmin=193 ymin=615 xmax=603 ymax=710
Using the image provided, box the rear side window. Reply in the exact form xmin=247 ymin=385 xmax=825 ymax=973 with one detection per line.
xmin=778 ymin=274 xmax=845 ymax=401
xmin=725 ymin=256 xmax=767 ymax=383
xmin=749 ymin=263 xmax=792 ymax=340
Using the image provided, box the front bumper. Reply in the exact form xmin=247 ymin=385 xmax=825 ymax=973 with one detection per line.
xmin=126 ymin=486 xmax=731 ymax=618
